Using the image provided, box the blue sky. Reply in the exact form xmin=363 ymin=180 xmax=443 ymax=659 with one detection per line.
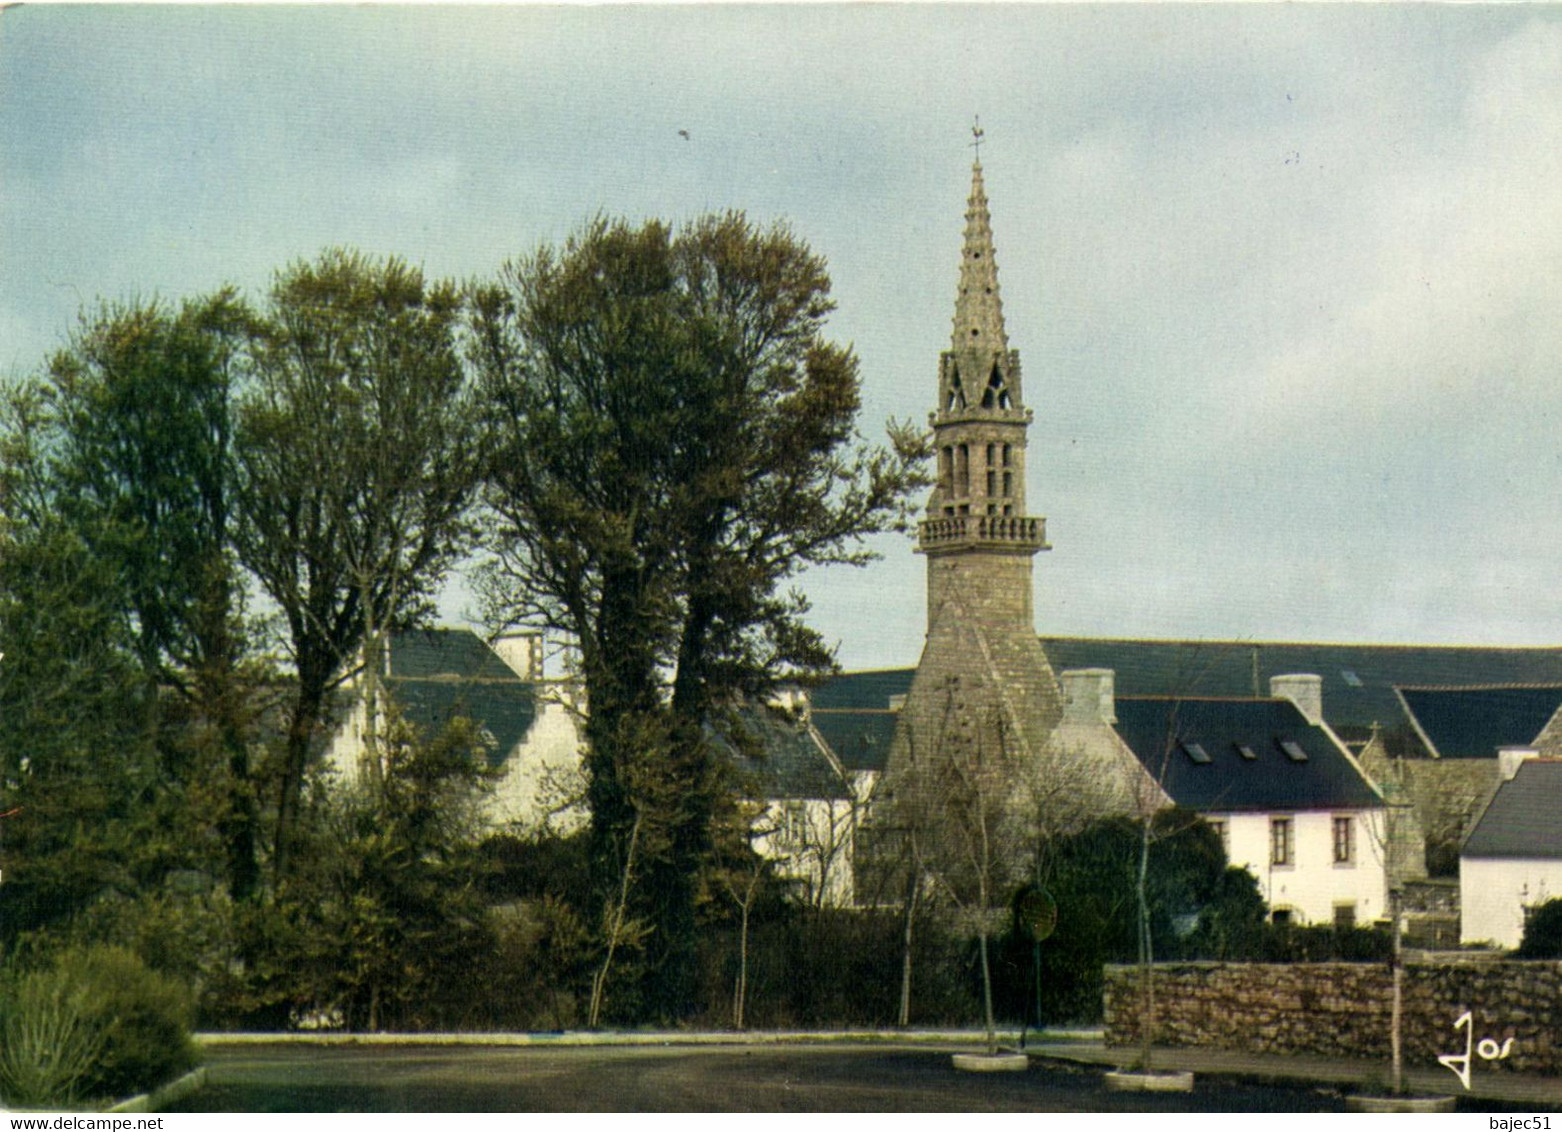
xmin=4 ymin=4 xmax=1561 ymax=669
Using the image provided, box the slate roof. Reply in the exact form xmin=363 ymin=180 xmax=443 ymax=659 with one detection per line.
xmin=708 ymin=706 xmax=852 ymax=802
xmin=389 ymin=628 xmax=519 ymax=682
xmin=811 ymin=709 xmax=900 ymax=774
xmin=807 ymin=668 xmax=914 ymax=775
xmin=808 ymin=642 xmax=1562 ymax=772
xmin=1397 ymin=685 xmax=1562 ymax=759
xmin=1463 ymin=760 xmax=1562 ymax=860
xmin=382 ymin=629 xmax=537 ymax=769
xmin=1040 ymin=637 xmax=1562 ymax=741
xmin=1111 ymin=696 xmax=1383 ymax=814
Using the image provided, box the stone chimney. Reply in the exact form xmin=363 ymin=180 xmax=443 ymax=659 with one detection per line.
xmin=492 ymin=630 xmax=543 ymax=681
xmin=1497 ymin=746 xmax=1538 ymax=782
xmin=1270 ymin=673 xmax=1323 ymax=725
xmin=1060 ymin=668 xmax=1116 ymax=725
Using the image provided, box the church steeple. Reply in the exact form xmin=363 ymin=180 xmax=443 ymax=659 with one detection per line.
xmin=919 ymin=151 xmax=1048 ymax=621
xmin=951 ymin=160 xmax=1009 ymax=358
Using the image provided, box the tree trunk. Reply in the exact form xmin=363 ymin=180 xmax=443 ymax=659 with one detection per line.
xmin=1390 ymin=890 xmax=1404 ymax=1094
xmin=589 ymin=812 xmax=642 ymax=1029
xmin=734 ymin=894 xmax=751 ymax=1030
xmin=978 ymin=928 xmax=996 ymax=1055
xmin=1137 ymin=812 xmax=1155 ymax=1073
xmin=898 ymin=869 xmax=919 ymax=1028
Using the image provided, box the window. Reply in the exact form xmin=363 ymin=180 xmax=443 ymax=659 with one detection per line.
xmin=1182 ymin=741 xmax=1212 ymax=765
xmin=1207 ymin=818 xmax=1229 ymax=856
xmin=1279 ymin=739 xmax=1309 ymax=763
xmin=780 ymin=802 xmax=807 ymax=843
xmin=1235 ymin=744 xmax=1258 ymax=761
xmin=1333 ymin=903 xmax=1357 ymax=930
xmin=1333 ymin=816 xmax=1355 ymax=864
xmin=1271 ymin=907 xmax=1295 ymax=926
xmin=1270 ymin=817 xmax=1293 ymax=866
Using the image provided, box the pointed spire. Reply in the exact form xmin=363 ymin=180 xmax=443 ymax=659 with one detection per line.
xmin=951 ymin=157 xmax=1008 ymax=356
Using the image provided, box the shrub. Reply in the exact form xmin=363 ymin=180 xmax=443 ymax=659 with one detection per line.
xmin=0 ymin=965 xmax=106 ymax=1107
xmin=1518 ymin=898 xmax=1562 ymax=958
xmin=0 ymin=946 xmax=199 ymax=1106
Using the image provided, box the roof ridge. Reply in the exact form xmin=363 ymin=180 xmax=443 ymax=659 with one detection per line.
xmin=1039 ymin=634 xmax=1562 ymax=652
xmin=1398 ymin=682 xmax=1562 ymax=692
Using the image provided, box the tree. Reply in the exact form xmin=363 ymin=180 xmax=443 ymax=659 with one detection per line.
xmin=1518 ymin=898 xmax=1562 ymax=958
xmin=29 ymin=294 xmax=265 ymax=901
xmin=472 ymin=213 xmax=926 ymax=1019
xmin=232 ymin=249 xmax=481 ymax=880
xmin=0 ymin=295 xmax=261 ymax=931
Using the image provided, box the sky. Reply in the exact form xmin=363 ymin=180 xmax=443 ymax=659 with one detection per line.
xmin=3 ymin=3 xmax=1561 ymax=671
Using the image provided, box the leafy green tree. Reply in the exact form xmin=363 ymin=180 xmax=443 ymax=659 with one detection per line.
xmin=231 ymin=710 xmax=498 ymax=1031
xmin=232 ymin=250 xmax=481 ymax=880
xmin=0 ymin=291 xmax=260 ymax=932
xmin=1518 ymin=897 xmax=1562 ymax=958
xmin=22 ymin=295 xmax=265 ymax=900
xmin=472 ymin=213 xmax=926 ymax=1019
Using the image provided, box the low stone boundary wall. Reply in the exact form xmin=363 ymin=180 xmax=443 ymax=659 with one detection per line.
xmin=1103 ymin=960 xmax=1562 ymax=1075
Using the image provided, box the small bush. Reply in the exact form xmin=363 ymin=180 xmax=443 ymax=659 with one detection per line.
xmin=0 ymin=946 xmax=198 ymax=1107
xmin=1518 ymin=898 xmax=1562 ymax=958
xmin=0 ymin=966 xmax=106 ymax=1107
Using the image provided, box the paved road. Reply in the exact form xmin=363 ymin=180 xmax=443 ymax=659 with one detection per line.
xmin=175 ymin=1043 xmax=1363 ymax=1112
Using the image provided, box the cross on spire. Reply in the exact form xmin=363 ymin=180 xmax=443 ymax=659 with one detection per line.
xmin=970 ymin=116 xmax=985 ymax=163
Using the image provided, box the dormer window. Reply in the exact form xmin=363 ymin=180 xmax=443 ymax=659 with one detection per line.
xmin=1182 ymin=742 xmax=1212 ymax=765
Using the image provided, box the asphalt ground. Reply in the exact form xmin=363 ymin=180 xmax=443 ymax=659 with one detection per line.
xmin=167 ymin=1042 xmax=1485 ymax=1113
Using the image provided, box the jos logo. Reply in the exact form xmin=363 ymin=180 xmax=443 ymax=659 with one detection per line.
xmin=1437 ymin=1010 xmax=1515 ymax=1091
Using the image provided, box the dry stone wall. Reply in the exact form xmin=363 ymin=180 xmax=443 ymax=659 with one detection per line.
xmin=1103 ymin=960 xmax=1562 ymax=1075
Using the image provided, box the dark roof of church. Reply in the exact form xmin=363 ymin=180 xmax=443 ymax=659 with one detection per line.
xmin=1463 ymin=760 xmax=1562 ymax=860
xmin=709 ymin=706 xmax=852 ymax=802
xmin=1397 ymin=685 xmax=1562 ymax=759
xmin=1040 ymin=637 xmax=1562 ymax=742
xmin=1109 ymin=696 xmax=1383 ymax=814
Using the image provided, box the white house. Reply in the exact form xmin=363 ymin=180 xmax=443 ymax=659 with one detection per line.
xmin=1068 ymin=670 xmax=1393 ymax=927
xmin=1460 ymin=753 xmax=1562 ymax=948
xmin=326 ymin=627 xmax=859 ymax=905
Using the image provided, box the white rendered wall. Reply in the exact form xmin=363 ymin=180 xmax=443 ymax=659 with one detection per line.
xmin=1220 ymin=809 xmax=1388 ymax=926
xmin=1461 ymin=857 xmax=1562 ymax=948
xmin=487 ymin=686 xmax=589 ymax=836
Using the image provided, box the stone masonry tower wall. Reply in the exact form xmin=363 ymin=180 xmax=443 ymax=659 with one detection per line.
xmin=869 ymin=155 xmax=1068 ymax=896
xmin=920 ymin=159 xmax=1051 ymax=627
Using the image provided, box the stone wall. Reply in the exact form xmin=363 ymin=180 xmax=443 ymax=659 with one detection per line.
xmin=1104 ymin=960 xmax=1562 ymax=1075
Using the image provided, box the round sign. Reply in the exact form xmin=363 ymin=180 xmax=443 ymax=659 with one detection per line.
xmin=1016 ymin=885 xmax=1058 ymax=942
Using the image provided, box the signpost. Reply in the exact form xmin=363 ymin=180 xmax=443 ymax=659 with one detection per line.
xmin=1015 ymin=885 xmax=1057 ymax=1049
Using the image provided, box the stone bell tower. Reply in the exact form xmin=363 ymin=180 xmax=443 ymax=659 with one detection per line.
xmin=920 ymin=156 xmax=1050 ymax=628
xmin=872 ymin=151 xmax=1066 ymax=888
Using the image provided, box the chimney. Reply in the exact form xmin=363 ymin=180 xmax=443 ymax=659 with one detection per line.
xmin=1060 ymin=668 xmax=1116 ymax=725
xmin=492 ymin=630 xmax=543 ymax=681
xmin=1271 ymin=673 xmax=1323 ymax=725
xmin=1497 ymin=746 xmax=1538 ymax=782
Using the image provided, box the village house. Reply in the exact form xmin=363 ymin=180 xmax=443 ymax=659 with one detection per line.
xmin=1460 ymin=753 xmax=1562 ymax=948
xmin=325 ymin=627 xmax=860 ymax=905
